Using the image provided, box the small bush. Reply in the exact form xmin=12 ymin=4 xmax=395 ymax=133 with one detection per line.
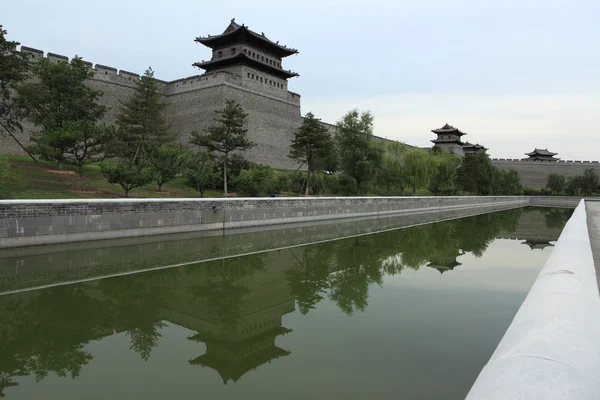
xmin=337 ymin=174 xmax=357 ymax=196
xmin=234 ymin=165 xmax=274 ymax=196
xmin=268 ymin=174 xmax=290 ymax=194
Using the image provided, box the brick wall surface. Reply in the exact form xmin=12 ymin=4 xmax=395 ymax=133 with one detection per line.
xmin=0 ymin=196 xmax=531 ymax=248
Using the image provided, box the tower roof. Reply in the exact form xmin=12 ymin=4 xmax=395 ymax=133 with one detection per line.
xmin=196 ymin=18 xmax=298 ymax=58
xmin=431 ymin=123 xmax=467 ymax=136
xmin=463 ymin=142 xmax=487 ymax=151
xmin=524 ymin=148 xmax=560 ymax=161
xmin=193 ymin=53 xmax=299 ymax=79
xmin=525 ymin=148 xmax=558 ymax=157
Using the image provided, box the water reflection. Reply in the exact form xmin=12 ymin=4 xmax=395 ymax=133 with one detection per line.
xmin=0 ymin=207 xmax=573 ymax=397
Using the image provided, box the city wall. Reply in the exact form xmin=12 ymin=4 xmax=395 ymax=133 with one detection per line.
xmin=0 ymin=196 xmax=529 ymax=249
xmin=492 ymin=159 xmax=600 ymax=189
xmin=4 ymin=47 xmax=304 ymax=170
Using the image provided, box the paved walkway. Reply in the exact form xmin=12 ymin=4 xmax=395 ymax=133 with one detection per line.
xmin=586 ymin=201 xmax=600 ymax=284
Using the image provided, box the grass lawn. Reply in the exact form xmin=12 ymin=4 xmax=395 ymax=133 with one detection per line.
xmin=0 ymin=156 xmax=223 ymax=199
xmin=0 ymin=155 xmax=436 ymax=199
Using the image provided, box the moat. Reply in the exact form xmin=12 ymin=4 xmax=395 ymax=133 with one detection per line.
xmin=0 ymin=207 xmax=573 ymax=399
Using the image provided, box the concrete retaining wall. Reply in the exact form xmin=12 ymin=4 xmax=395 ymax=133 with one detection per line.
xmin=466 ymin=199 xmax=600 ymax=399
xmin=530 ymin=196 xmax=584 ymax=208
xmin=0 ymin=196 xmax=529 ymax=248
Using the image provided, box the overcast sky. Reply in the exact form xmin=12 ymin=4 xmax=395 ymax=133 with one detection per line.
xmin=3 ymin=0 xmax=599 ymax=159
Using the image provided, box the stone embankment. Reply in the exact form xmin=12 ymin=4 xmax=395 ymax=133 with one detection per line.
xmin=467 ymin=199 xmax=600 ymax=399
xmin=0 ymin=196 xmax=530 ymax=248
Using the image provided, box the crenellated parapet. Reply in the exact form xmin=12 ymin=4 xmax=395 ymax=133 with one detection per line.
xmin=491 ymin=158 xmax=600 ymax=165
xmin=18 ymin=46 xmax=158 ymax=89
xmin=491 ymin=158 xmax=600 ymax=188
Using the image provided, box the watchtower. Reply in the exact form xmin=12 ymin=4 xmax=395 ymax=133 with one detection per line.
xmin=194 ymin=19 xmax=299 ymax=96
xmin=431 ymin=123 xmax=466 ymax=157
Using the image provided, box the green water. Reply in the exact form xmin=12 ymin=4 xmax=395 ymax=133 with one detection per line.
xmin=0 ymin=207 xmax=573 ymax=399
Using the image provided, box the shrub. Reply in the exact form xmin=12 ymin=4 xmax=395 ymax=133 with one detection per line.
xmin=337 ymin=174 xmax=357 ymax=196
xmin=268 ymin=174 xmax=291 ymax=194
xmin=234 ymin=165 xmax=274 ymax=196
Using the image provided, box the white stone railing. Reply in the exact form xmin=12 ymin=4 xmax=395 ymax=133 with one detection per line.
xmin=467 ymin=199 xmax=600 ymax=399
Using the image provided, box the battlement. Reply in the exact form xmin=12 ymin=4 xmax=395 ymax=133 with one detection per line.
xmin=491 ymin=158 xmax=600 ymax=165
xmin=17 ymin=46 xmax=161 ymax=88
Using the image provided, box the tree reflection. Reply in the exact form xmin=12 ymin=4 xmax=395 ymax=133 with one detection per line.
xmin=0 ymin=207 xmax=554 ymax=393
xmin=287 ymin=208 xmax=524 ymax=316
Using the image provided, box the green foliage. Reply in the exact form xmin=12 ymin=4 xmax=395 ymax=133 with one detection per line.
xmin=190 ymin=100 xmax=254 ymax=195
xmin=289 ymin=112 xmax=336 ymax=195
xmin=114 ymin=68 xmax=172 ymax=163
xmin=494 ymin=169 xmax=523 ymax=195
xmin=376 ymin=157 xmax=404 ymax=194
xmin=546 ymin=174 xmax=566 ymax=195
xmin=182 ymin=150 xmax=214 ymax=197
xmin=54 ymin=121 xmax=114 ymax=190
xmin=336 ymin=109 xmax=384 ymax=194
xmin=149 ymin=144 xmax=186 ymax=191
xmin=234 ymin=165 xmax=274 ymax=196
xmin=456 ymin=152 xmax=496 ymax=195
xmin=212 ymin=153 xmax=252 ymax=190
xmin=101 ymin=160 xmax=153 ymax=197
xmin=17 ymin=57 xmax=106 ymax=168
xmin=566 ymin=176 xmax=582 ymax=196
xmin=0 ymin=25 xmax=31 ymax=134
xmin=336 ymin=174 xmax=357 ymax=196
xmin=404 ymin=148 xmax=434 ymax=195
xmin=268 ymin=174 xmax=290 ymax=194
xmin=580 ymin=168 xmax=599 ymax=196
xmin=429 ymin=150 xmax=461 ymax=195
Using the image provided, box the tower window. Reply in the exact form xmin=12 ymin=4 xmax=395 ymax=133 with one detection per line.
xmin=260 ymin=77 xmax=263 ymax=82
xmin=218 ymin=51 xmax=222 ymax=59
xmin=243 ymin=49 xmax=247 ymax=54
xmin=261 ymin=55 xmax=264 ymax=61
xmin=247 ymin=73 xmax=250 ymax=78
xmin=231 ymin=48 xmax=236 ymax=55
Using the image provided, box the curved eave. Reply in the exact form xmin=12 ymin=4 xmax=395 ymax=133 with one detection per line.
xmin=431 ymin=139 xmax=465 ymax=145
xmin=193 ymin=53 xmax=299 ymax=79
xmin=432 ymin=129 xmax=466 ymax=136
xmin=195 ymin=27 xmax=298 ymax=57
xmin=525 ymin=152 xmax=558 ymax=156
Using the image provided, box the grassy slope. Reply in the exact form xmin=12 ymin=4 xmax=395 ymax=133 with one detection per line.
xmin=0 ymin=156 xmax=431 ymax=199
xmin=0 ymin=156 xmax=222 ymax=199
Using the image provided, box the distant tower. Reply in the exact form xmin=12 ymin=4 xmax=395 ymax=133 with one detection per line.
xmin=431 ymin=124 xmax=466 ymax=157
xmin=462 ymin=142 xmax=487 ymax=155
xmin=523 ymin=148 xmax=560 ymax=162
xmin=194 ymin=18 xmax=299 ymax=93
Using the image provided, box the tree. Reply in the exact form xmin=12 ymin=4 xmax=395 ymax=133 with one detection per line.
xmin=182 ymin=150 xmax=214 ymax=197
xmin=0 ymin=26 xmax=33 ymax=160
xmin=190 ymin=100 xmax=254 ymax=196
xmin=53 ymin=121 xmax=114 ymax=191
xmin=17 ymin=57 xmax=106 ymax=169
xmin=335 ymin=109 xmax=384 ymax=194
xmin=429 ymin=150 xmax=461 ymax=195
xmin=404 ymin=148 xmax=434 ymax=195
xmin=289 ymin=112 xmax=336 ymax=195
xmin=566 ymin=176 xmax=582 ymax=196
xmin=114 ymin=67 xmax=172 ymax=163
xmin=546 ymin=174 xmax=566 ymax=195
xmin=456 ymin=152 xmax=495 ymax=195
xmin=580 ymin=168 xmax=599 ymax=196
xmin=101 ymin=160 xmax=152 ymax=197
xmin=376 ymin=157 xmax=403 ymax=194
xmin=495 ymin=169 xmax=522 ymax=195
xmin=149 ymin=144 xmax=185 ymax=192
